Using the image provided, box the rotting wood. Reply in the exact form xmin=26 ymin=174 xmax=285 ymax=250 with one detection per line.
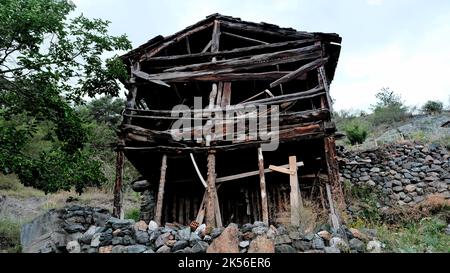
xmin=206 ymin=151 xmax=219 ymax=227
xmin=324 ymin=136 xmax=345 ymax=208
xmin=270 ymin=57 xmax=329 ymax=88
xmin=257 ymin=147 xmax=269 ymax=225
xmin=155 ymin=154 xmax=168 ymax=225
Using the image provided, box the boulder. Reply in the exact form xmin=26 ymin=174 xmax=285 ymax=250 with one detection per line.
xmin=248 ymin=236 xmax=275 ymax=253
xmin=134 ymin=221 xmax=148 ymax=232
xmin=317 ymin=230 xmax=332 ymax=241
xmin=99 ymin=245 xmax=113 ymax=253
xmin=172 ymin=240 xmax=189 ymax=252
xmin=206 ymin=224 xmax=239 ymax=253
xmin=349 ymin=238 xmax=365 ymax=253
xmin=275 ymin=244 xmax=296 ymax=253
xmin=126 ymin=244 xmax=147 ymax=253
xmin=156 ymin=245 xmax=171 ymax=253
xmin=191 ymin=241 xmax=209 ymax=253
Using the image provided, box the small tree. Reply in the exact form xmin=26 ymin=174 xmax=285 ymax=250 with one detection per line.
xmin=422 ymin=100 xmax=443 ymax=115
xmin=344 ymin=120 xmax=368 ymax=145
xmin=371 ymin=88 xmax=409 ymax=125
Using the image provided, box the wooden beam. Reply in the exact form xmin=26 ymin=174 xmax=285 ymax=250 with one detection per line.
xmin=155 ymin=154 xmax=168 ymax=225
xmin=324 ymin=136 xmax=344 ymax=208
xmin=220 ymin=82 xmax=231 ymax=107
xmin=206 ymin=151 xmax=219 ymax=227
xmin=326 ymin=183 xmax=339 ymax=230
xmin=163 ymin=44 xmax=321 ymax=73
xmin=289 ymin=156 xmax=301 ymax=226
xmin=270 ymin=57 xmax=329 ymax=88
xmin=113 ymin=150 xmax=124 ymax=219
xmin=133 ymin=70 xmax=293 ymax=82
xmin=219 ymin=20 xmax=314 ymax=40
xmin=216 ymin=161 xmax=304 ymax=183
xmin=222 ymin=31 xmax=269 ymax=45
xmin=269 ymin=165 xmax=294 ymax=175
xmin=257 ymin=147 xmax=269 ymax=225
xmin=140 ymin=21 xmax=214 ymax=60
xmin=185 ymin=36 xmax=191 ymax=54
xmin=201 ymin=40 xmax=212 ymax=53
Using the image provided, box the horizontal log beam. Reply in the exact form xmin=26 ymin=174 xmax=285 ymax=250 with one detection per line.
xmin=216 ymin=161 xmax=304 ymax=183
xmin=164 ymin=44 xmax=321 ymax=72
xmin=144 ymin=39 xmax=317 ymax=63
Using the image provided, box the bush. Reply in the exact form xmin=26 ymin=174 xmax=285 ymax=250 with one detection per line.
xmin=344 ymin=121 xmax=369 ymax=145
xmin=422 ymin=100 xmax=443 ymax=114
xmin=0 ymin=219 xmax=21 ymax=253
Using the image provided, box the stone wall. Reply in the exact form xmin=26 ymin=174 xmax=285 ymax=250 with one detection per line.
xmin=21 ymin=205 xmax=383 ymax=253
xmin=338 ymin=142 xmax=450 ymax=206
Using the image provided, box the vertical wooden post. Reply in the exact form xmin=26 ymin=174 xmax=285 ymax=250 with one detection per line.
xmin=113 ymin=149 xmax=124 ymax=219
xmin=289 ymin=156 xmax=301 ymax=226
xmin=155 ymin=154 xmax=168 ymax=225
xmin=324 ymin=136 xmax=344 ymax=209
xmin=257 ymin=147 xmax=269 ymax=225
xmin=206 ymin=150 xmax=220 ymax=228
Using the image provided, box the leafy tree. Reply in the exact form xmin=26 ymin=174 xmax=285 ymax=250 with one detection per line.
xmin=371 ymin=87 xmax=409 ymax=125
xmin=422 ymin=100 xmax=443 ymax=115
xmin=0 ymin=0 xmax=131 ymax=193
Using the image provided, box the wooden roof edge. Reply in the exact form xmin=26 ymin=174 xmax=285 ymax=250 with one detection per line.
xmin=120 ymin=13 xmax=342 ymax=62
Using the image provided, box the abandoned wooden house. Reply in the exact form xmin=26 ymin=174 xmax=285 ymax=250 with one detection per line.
xmin=114 ymin=14 xmax=344 ymax=228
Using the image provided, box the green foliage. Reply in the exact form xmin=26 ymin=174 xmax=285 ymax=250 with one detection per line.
xmin=422 ymin=100 xmax=443 ymax=114
xmin=0 ymin=0 xmax=131 ymax=193
xmin=377 ymin=217 xmax=450 ymax=253
xmin=344 ymin=120 xmax=368 ymax=145
xmin=371 ymin=88 xmax=409 ymax=125
xmin=125 ymin=208 xmax=140 ymax=222
xmin=344 ymin=181 xmax=381 ymax=225
xmin=0 ymin=218 xmax=21 ymax=253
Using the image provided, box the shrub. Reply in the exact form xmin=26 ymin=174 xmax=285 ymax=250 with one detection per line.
xmin=344 ymin=121 xmax=369 ymax=145
xmin=0 ymin=218 xmax=21 ymax=253
xmin=422 ymin=100 xmax=443 ymax=114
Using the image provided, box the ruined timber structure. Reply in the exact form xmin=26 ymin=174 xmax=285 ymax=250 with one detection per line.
xmin=115 ymin=14 xmax=343 ymax=228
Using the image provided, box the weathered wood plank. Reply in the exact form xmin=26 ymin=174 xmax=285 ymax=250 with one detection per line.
xmin=222 ymin=31 xmax=269 ymax=45
xmin=163 ymin=44 xmax=321 ymax=72
xmin=140 ymin=21 xmax=214 ymax=60
xmin=216 ymin=161 xmax=303 ymax=183
xmin=289 ymin=156 xmax=300 ymax=226
xmin=268 ymin=165 xmax=294 ymax=175
xmin=258 ymin=147 xmax=269 ymax=225
xmin=270 ymin=57 xmax=329 ymax=88
xmin=144 ymin=39 xmax=317 ymax=62
xmin=155 ymin=154 xmax=168 ymax=225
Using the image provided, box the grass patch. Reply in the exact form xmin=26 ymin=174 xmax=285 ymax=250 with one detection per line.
xmin=377 ymin=217 xmax=450 ymax=253
xmin=125 ymin=207 xmax=140 ymax=222
xmin=0 ymin=174 xmax=45 ymax=199
xmin=0 ymin=218 xmax=22 ymax=253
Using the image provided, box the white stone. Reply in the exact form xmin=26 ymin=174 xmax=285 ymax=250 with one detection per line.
xmin=90 ymin=233 xmax=101 ymax=247
xmin=367 ymin=240 xmax=382 ymax=253
xmin=148 ymin=220 xmax=159 ymax=231
xmin=66 ymin=240 xmax=81 ymax=253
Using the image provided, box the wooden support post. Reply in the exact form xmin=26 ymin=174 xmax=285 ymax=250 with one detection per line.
xmin=326 ymin=183 xmax=339 ymax=230
xmin=205 ymin=150 xmax=220 ymax=227
xmin=257 ymin=147 xmax=269 ymax=225
xmin=155 ymin=154 xmax=168 ymax=225
xmin=289 ymin=156 xmax=302 ymax=226
xmin=324 ymin=136 xmax=344 ymax=209
xmin=113 ymin=149 xmax=124 ymax=219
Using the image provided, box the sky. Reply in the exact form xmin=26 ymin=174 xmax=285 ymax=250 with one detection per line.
xmin=72 ymin=0 xmax=450 ymax=112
